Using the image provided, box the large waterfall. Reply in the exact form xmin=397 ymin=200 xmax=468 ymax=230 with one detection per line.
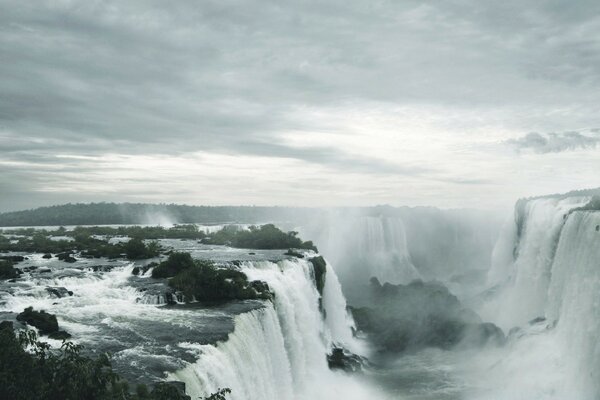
xmin=476 ymin=194 xmax=600 ymax=399
xmin=482 ymin=196 xmax=591 ymax=329
xmin=545 ymin=210 xmax=600 ymax=398
xmin=172 ymin=258 xmax=376 ymax=400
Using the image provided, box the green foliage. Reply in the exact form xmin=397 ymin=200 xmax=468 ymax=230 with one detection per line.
xmin=152 ymin=252 xmax=272 ymax=301
xmin=0 ymin=230 xmax=161 ymax=261
xmin=284 ymin=249 xmax=304 ymax=258
xmin=151 ymin=252 xmax=195 ymax=278
xmin=204 ymin=224 xmax=317 ymax=251
xmin=0 ymin=322 xmax=230 ymax=400
xmin=67 ymin=224 xmax=207 ymax=241
xmin=168 ymin=259 xmax=271 ymax=301
xmin=0 ymin=324 xmax=118 ymax=400
xmin=124 ymin=238 xmax=160 ymax=260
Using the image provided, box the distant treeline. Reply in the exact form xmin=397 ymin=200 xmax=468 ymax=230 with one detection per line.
xmin=0 ymin=203 xmax=314 ymax=227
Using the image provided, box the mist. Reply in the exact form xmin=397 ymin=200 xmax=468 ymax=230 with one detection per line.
xmin=2 ymin=0 xmax=600 ymax=399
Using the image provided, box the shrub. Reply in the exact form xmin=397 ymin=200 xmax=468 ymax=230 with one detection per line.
xmin=151 ymin=252 xmax=195 ymax=278
xmin=204 ymin=224 xmax=317 ymax=251
xmin=125 ymin=238 xmax=160 ymax=260
xmin=168 ymin=260 xmax=271 ymax=301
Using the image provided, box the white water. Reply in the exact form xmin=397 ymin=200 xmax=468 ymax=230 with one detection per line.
xmin=482 ymin=196 xmax=590 ymax=329
xmin=473 ymin=196 xmax=600 ymax=399
xmin=545 ymin=211 xmax=600 ymax=398
xmin=172 ymin=258 xmax=380 ymax=400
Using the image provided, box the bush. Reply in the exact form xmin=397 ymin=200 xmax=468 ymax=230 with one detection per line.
xmin=204 ymin=224 xmax=317 ymax=251
xmin=125 ymin=238 xmax=160 ymax=260
xmin=168 ymin=260 xmax=272 ymax=301
xmin=151 ymin=252 xmax=195 ymax=278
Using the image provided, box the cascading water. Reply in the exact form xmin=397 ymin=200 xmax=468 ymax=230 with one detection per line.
xmin=171 ymin=258 xmax=377 ymax=400
xmin=481 ymin=196 xmax=591 ymax=329
xmin=173 ymin=306 xmax=295 ymax=400
xmin=472 ymin=195 xmax=600 ymax=399
xmin=544 ymin=211 xmax=600 ymax=398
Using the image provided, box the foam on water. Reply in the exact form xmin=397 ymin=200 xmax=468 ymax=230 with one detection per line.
xmin=172 ymin=258 xmax=380 ymax=399
xmin=474 ymin=196 xmax=600 ymax=399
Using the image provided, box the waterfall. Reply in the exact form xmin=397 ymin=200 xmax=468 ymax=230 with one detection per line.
xmin=172 ymin=258 xmax=367 ymax=400
xmin=173 ymin=306 xmax=295 ymax=400
xmin=545 ymin=211 xmax=600 ymax=398
xmin=481 ymin=196 xmax=590 ymax=329
xmin=475 ymin=195 xmax=600 ymax=399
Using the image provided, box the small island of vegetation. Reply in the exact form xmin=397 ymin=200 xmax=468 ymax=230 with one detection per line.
xmin=151 ymin=252 xmax=272 ymax=302
xmin=202 ymin=224 xmax=317 ymax=251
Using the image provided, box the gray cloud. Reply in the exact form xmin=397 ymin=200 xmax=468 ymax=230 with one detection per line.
xmin=505 ymin=130 xmax=600 ymax=153
xmin=1 ymin=0 xmax=600 ymax=209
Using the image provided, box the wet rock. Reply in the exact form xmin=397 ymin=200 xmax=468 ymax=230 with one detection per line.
xmin=164 ymin=290 xmax=185 ymax=305
xmin=42 ymin=253 xmax=53 ymax=259
xmin=529 ymin=316 xmax=546 ymax=325
xmin=56 ymin=252 xmax=77 ymax=263
xmin=39 ymin=268 xmax=51 ymax=273
xmin=0 ymin=261 xmax=18 ymax=280
xmin=48 ymin=330 xmax=71 ymax=340
xmin=131 ymin=262 xmax=155 ymax=276
xmin=327 ymin=347 xmax=366 ymax=372
xmin=308 ymin=256 xmax=327 ymax=295
xmin=284 ymin=249 xmax=304 ymax=258
xmin=250 ymin=281 xmax=272 ymax=298
xmin=91 ymin=265 xmax=117 ymax=272
xmin=46 ymin=287 xmax=73 ymax=298
xmin=0 ymin=255 xmax=26 ymax=263
xmin=16 ymin=307 xmax=59 ymax=334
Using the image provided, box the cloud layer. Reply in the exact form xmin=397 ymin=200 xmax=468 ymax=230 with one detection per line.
xmin=1 ymin=1 xmax=600 ymax=211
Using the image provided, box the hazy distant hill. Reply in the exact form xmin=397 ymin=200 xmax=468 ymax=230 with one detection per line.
xmin=0 ymin=202 xmax=312 ymax=227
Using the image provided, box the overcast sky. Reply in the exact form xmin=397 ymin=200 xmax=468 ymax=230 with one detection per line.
xmin=1 ymin=0 xmax=600 ymax=212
